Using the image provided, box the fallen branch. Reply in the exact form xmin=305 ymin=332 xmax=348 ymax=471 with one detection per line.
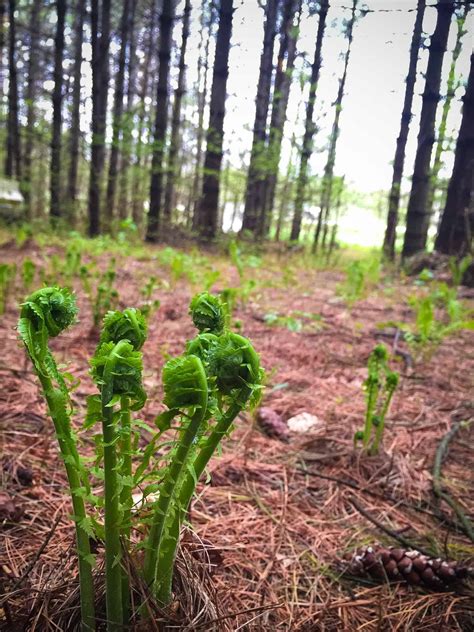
xmin=297 ymin=467 xmax=470 ymax=537
xmin=432 ymin=422 xmax=474 ymax=543
xmin=348 ymin=496 xmax=433 ymax=557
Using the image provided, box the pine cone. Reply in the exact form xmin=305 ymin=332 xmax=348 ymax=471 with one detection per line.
xmin=345 ymin=545 xmax=472 ymax=589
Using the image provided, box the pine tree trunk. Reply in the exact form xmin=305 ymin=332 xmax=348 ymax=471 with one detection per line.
xmin=105 ymin=0 xmax=131 ymax=229
xmin=260 ymin=0 xmax=302 ymax=238
xmin=5 ymin=0 xmax=21 ymax=179
xmin=118 ymin=0 xmax=137 ymax=220
xmin=50 ymin=0 xmax=67 ymax=223
xmin=191 ymin=0 xmax=214 ymax=229
xmin=241 ymin=0 xmax=279 ymax=236
xmin=435 ymin=51 xmax=474 ymax=255
xmin=88 ymin=0 xmax=112 ymax=237
xmin=383 ymin=0 xmax=426 ymax=259
xmin=313 ymin=0 xmax=357 ymax=254
xmin=131 ymin=4 xmax=156 ymax=228
xmin=0 ymin=1 xmax=5 ymax=106
xmin=427 ymin=4 xmax=469 ymax=217
xmin=22 ymin=0 xmax=42 ymax=216
xmin=290 ymin=0 xmax=329 ymax=242
xmin=163 ymin=0 xmax=192 ymax=226
xmin=402 ymin=0 xmax=455 ymax=258
xmin=65 ymin=0 xmax=86 ymax=226
xmin=146 ymin=0 xmax=175 ymax=242
xmin=196 ymin=0 xmax=233 ymax=240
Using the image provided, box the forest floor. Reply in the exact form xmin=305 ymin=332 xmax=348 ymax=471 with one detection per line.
xmin=0 ymin=233 xmax=473 ymax=631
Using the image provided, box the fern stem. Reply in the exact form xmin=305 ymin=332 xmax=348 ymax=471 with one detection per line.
xmin=119 ymin=396 xmax=132 ymax=625
xmin=154 ymin=396 xmax=248 ymax=606
xmin=101 ymin=343 xmax=129 ymax=631
xmin=38 ymin=374 xmax=96 ymax=632
xmin=143 ymin=406 xmax=207 ymax=597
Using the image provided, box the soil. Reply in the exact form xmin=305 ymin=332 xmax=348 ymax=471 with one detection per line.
xmin=1 ymin=238 xmax=473 ymax=631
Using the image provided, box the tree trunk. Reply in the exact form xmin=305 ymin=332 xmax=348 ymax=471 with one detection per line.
xmin=260 ymin=0 xmax=302 ymax=238
xmin=5 ymin=0 xmax=21 ymax=179
xmin=313 ymin=0 xmax=358 ymax=254
xmin=131 ymin=3 xmax=156 ymax=228
xmin=191 ymin=0 xmax=214 ymax=229
xmin=65 ymin=0 xmax=86 ymax=225
xmin=290 ymin=0 xmax=329 ymax=241
xmin=88 ymin=0 xmax=112 ymax=237
xmin=0 ymin=1 xmax=5 ymax=106
xmin=195 ymin=0 xmax=233 ymax=240
xmin=427 ymin=3 xmax=469 ymax=217
xmin=163 ymin=0 xmax=192 ymax=225
xmin=402 ymin=0 xmax=455 ymax=258
xmin=50 ymin=0 xmax=67 ymax=223
xmin=105 ymin=0 xmax=131 ymax=229
xmin=383 ymin=0 xmax=426 ymax=259
xmin=146 ymin=0 xmax=175 ymax=242
xmin=22 ymin=0 xmax=42 ymax=216
xmin=435 ymin=51 xmax=474 ymax=255
xmin=118 ymin=0 xmax=137 ymax=220
xmin=241 ymin=0 xmax=279 ymax=236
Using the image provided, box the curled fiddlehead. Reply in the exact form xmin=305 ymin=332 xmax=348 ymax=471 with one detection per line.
xmin=100 ymin=307 xmax=147 ymax=351
xmin=148 ymin=296 xmax=263 ymax=605
xmin=18 ymin=287 xmax=95 ymax=631
xmin=91 ymin=337 xmax=147 ymax=629
xmin=189 ymin=291 xmax=226 ymax=334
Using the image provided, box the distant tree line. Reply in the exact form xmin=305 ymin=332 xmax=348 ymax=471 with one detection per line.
xmin=0 ymin=0 xmax=472 ymax=259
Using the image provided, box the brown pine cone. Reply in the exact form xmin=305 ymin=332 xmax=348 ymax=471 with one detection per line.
xmin=344 ymin=545 xmax=472 ymax=590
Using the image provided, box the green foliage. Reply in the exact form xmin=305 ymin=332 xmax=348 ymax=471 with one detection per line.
xmin=21 ymin=258 xmax=36 ymax=290
xmin=402 ymin=283 xmax=474 ymax=357
xmin=264 ymin=310 xmax=323 ymax=333
xmin=18 ymin=288 xmax=263 ymax=628
xmin=80 ymin=259 xmax=120 ymax=329
xmin=354 ymin=344 xmax=399 ymax=455
xmin=337 ymin=256 xmax=380 ymax=305
xmin=0 ymin=262 xmax=16 ymax=314
xmin=449 ymin=255 xmax=472 ymax=287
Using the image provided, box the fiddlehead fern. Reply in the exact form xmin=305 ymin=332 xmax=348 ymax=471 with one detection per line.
xmin=91 ymin=339 xmax=146 ymax=630
xmin=100 ymin=307 xmax=147 ymax=350
xmin=189 ymin=291 xmax=226 ymax=334
xmin=150 ymin=321 xmax=263 ymax=605
xmin=18 ymin=288 xmax=95 ymax=632
xmin=143 ymin=354 xmax=209 ymax=598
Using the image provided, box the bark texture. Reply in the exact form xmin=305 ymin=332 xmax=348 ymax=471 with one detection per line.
xmin=290 ymin=0 xmax=329 ymax=241
xmin=146 ymin=0 xmax=175 ymax=242
xmin=196 ymin=0 xmax=234 ymax=240
xmin=435 ymin=51 xmax=474 ymax=255
xmin=402 ymin=0 xmax=455 ymax=258
xmin=383 ymin=0 xmax=426 ymax=259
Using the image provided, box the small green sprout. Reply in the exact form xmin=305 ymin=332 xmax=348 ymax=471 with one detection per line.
xmin=354 ymin=344 xmax=399 ymax=456
xmin=0 ymin=263 xmax=16 ymax=315
xmin=21 ymin=258 xmax=36 ymax=290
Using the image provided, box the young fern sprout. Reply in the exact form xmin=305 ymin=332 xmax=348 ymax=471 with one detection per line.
xmin=145 ymin=293 xmax=263 ymax=605
xmin=17 ymin=288 xmax=95 ymax=632
xmin=354 ymin=344 xmax=399 ymax=456
xmin=142 ymin=354 xmax=209 ymax=593
xmin=189 ymin=290 xmax=226 ymax=334
xmin=91 ymin=309 xmax=147 ymax=631
xmin=18 ymin=289 xmax=263 ymax=625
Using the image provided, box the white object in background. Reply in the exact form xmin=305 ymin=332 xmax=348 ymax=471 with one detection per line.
xmin=287 ymin=412 xmax=321 ymax=433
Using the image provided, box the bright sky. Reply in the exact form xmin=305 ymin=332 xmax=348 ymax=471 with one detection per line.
xmin=182 ymin=0 xmax=473 ymax=194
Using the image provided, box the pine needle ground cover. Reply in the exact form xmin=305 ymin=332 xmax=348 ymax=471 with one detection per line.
xmin=1 ymin=237 xmax=473 ymax=631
